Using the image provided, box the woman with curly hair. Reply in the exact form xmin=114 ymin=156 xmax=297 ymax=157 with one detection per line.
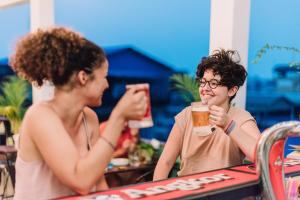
xmin=154 ymin=49 xmax=261 ymax=180
xmin=10 ymin=27 xmax=147 ymax=199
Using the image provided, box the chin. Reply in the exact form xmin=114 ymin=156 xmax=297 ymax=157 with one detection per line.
xmin=206 ymin=98 xmax=216 ymax=106
xmin=89 ymin=100 xmax=102 ymax=107
xmin=95 ymin=100 xmax=102 ymax=107
xmin=201 ymin=97 xmax=211 ymax=103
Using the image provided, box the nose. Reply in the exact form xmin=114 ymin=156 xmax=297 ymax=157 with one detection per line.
xmin=203 ymin=82 xmax=211 ymax=90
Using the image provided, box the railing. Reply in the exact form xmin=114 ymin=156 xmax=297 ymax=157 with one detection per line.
xmin=256 ymin=121 xmax=300 ymax=200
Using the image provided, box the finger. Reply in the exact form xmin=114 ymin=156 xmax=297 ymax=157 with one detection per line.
xmin=209 ymin=105 xmax=223 ymax=112
xmin=209 ymin=109 xmax=221 ymax=116
xmin=209 ymin=118 xmax=222 ymax=127
xmin=209 ymin=114 xmax=218 ymax=121
xmin=135 ymin=84 xmax=148 ymax=91
xmin=124 ymin=87 xmax=137 ymax=97
xmin=209 ymin=119 xmax=217 ymax=126
xmin=136 ymin=90 xmax=146 ymax=97
xmin=210 ymin=111 xmax=224 ymax=120
xmin=132 ymin=91 xmax=145 ymax=103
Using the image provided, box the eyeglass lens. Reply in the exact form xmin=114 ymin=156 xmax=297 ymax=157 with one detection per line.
xmin=199 ymin=79 xmax=220 ymax=89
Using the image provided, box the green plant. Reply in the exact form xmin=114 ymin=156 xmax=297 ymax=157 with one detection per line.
xmin=132 ymin=139 xmax=164 ymax=164
xmin=252 ymin=43 xmax=300 ymax=71
xmin=136 ymin=141 xmax=155 ymax=163
xmin=170 ymin=73 xmax=200 ymax=103
xmin=0 ymin=76 xmax=29 ymax=134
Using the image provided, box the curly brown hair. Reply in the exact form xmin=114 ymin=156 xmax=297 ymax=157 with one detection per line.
xmin=10 ymin=27 xmax=106 ymax=87
xmin=196 ymin=49 xmax=247 ymax=101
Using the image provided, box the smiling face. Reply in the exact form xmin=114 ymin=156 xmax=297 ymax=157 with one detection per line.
xmin=199 ymin=69 xmax=237 ymax=108
xmin=85 ymin=60 xmax=109 ymax=107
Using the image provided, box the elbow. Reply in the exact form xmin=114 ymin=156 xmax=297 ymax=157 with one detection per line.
xmin=246 ymin=145 xmax=258 ymax=163
xmin=245 ymin=136 xmax=260 ymax=164
xmin=153 ymin=160 xmax=174 ymax=181
xmin=76 ymin=188 xmax=90 ymax=196
xmin=247 ymin=155 xmax=255 ymax=163
xmin=72 ymin=182 xmax=94 ymax=195
xmin=67 ymin=176 xmax=97 ymax=195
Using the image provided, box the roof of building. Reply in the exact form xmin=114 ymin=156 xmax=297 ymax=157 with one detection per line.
xmin=104 ymin=46 xmax=175 ymax=79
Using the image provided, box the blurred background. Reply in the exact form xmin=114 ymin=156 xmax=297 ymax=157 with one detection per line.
xmin=1 ymin=0 xmax=300 ymax=155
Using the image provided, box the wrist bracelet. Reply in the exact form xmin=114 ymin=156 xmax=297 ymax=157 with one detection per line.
xmin=224 ymin=120 xmax=233 ymax=133
xmin=225 ymin=120 xmax=236 ymax=135
xmin=100 ymin=136 xmax=116 ymax=150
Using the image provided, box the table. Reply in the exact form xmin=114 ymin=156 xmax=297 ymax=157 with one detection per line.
xmin=105 ymin=164 xmax=155 ymax=187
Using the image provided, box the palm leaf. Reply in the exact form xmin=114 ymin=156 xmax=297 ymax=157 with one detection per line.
xmin=252 ymin=44 xmax=300 ymax=72
xmin=0 ymin=76 xmax=29 ymax=133
xmin=170 ymin=74 xmax=200 ymax=103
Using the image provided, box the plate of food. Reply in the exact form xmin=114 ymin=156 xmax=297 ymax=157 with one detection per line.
xmin=110 ymin=158 xmax=129 ymax=166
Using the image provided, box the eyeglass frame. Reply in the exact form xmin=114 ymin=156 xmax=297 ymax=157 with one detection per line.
xmin=198 ymin=78 xmax=223 ymax=89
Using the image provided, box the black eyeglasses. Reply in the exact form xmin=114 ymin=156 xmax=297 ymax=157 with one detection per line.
xmin=199 ymin=79 xmax=221 ymax=89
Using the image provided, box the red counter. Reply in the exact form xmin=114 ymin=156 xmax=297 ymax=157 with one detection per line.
xmin=60 ymin=159 xmax=300 ymax=200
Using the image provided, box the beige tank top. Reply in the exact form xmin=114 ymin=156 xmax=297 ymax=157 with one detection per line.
xmin=13 ymin=112 xmax=92 ymax=200
xmin=175 ymin=106 xmax=255 ymax=176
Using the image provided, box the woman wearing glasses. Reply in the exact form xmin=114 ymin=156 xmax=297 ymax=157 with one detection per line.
xmin=153 ymin=49 xmax=261 ymax=180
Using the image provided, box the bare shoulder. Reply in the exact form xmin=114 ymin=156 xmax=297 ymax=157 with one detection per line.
xmin=230 ymin=107 xmax=253 ymax=120
xmin=19 ymin=103 xmax=61 ymax=161
xmin=22 ymin=102 xmax=62 ymax=137
xmin=24 ymin=102 xmax=55 ymax=118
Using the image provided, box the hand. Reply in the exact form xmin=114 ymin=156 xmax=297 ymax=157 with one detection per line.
xmin=122 ymin=139 xmax=131 ymax=150
xmin=209 ymin=105 xmax=231 ymax=129
xmin=114 ymin=87 xmax=147 ymax=121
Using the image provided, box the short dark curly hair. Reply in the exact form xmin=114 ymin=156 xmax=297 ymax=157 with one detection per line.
xmin=10 ymin=27 xmax=106 ymax=87
xmin=196 ymin=49 xmax=247 ymax=101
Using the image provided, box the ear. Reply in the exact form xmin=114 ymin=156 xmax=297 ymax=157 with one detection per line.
xmin=228 ymin=86 xmax=238 ymax=97
xmin=77 ymin=70 xmax=89 ymax=85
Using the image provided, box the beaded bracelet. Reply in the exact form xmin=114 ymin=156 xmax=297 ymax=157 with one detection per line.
xmin=100 ymin=136 xmax=116 ymax=150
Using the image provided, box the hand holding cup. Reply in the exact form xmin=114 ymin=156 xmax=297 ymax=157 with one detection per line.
xmin=208 ymin=105 xmax=231 ymax=129
xmin=125 ymin=83 xmax=153 ymax=128
xmin=115 ymin=86 xmax=147 ymax=121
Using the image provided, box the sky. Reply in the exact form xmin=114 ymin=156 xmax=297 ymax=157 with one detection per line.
xmin=1 ymin=0 xmax=300 ymax=79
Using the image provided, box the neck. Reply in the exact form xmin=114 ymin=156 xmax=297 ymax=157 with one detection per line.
xmin=49 ymin=88 xmax=85 ymax=127
xmin=220 ymin=100 xmax=231 ymax=113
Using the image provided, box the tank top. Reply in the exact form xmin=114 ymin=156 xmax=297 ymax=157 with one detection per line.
xmin=13 ymin=112 xmax=92 ymax=200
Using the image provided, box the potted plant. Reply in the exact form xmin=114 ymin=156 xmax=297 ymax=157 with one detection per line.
xmin=0 ymin=75 xmax=29 ymax=144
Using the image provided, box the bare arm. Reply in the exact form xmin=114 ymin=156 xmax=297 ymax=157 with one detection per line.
xmin=26 ymin=106 xmax=123 ymax=194
xmin=229 ymin=120 xmax=261 ymax=162
xmin=23 ymin=89 xmax=147 ymax=194
xmin=209 ymin=106 xmax=261 ymax=162
xmin=153 ymin=123 xmax=182 ymax=181
xmin=89 ymin=112 xmax=109 ymax=191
